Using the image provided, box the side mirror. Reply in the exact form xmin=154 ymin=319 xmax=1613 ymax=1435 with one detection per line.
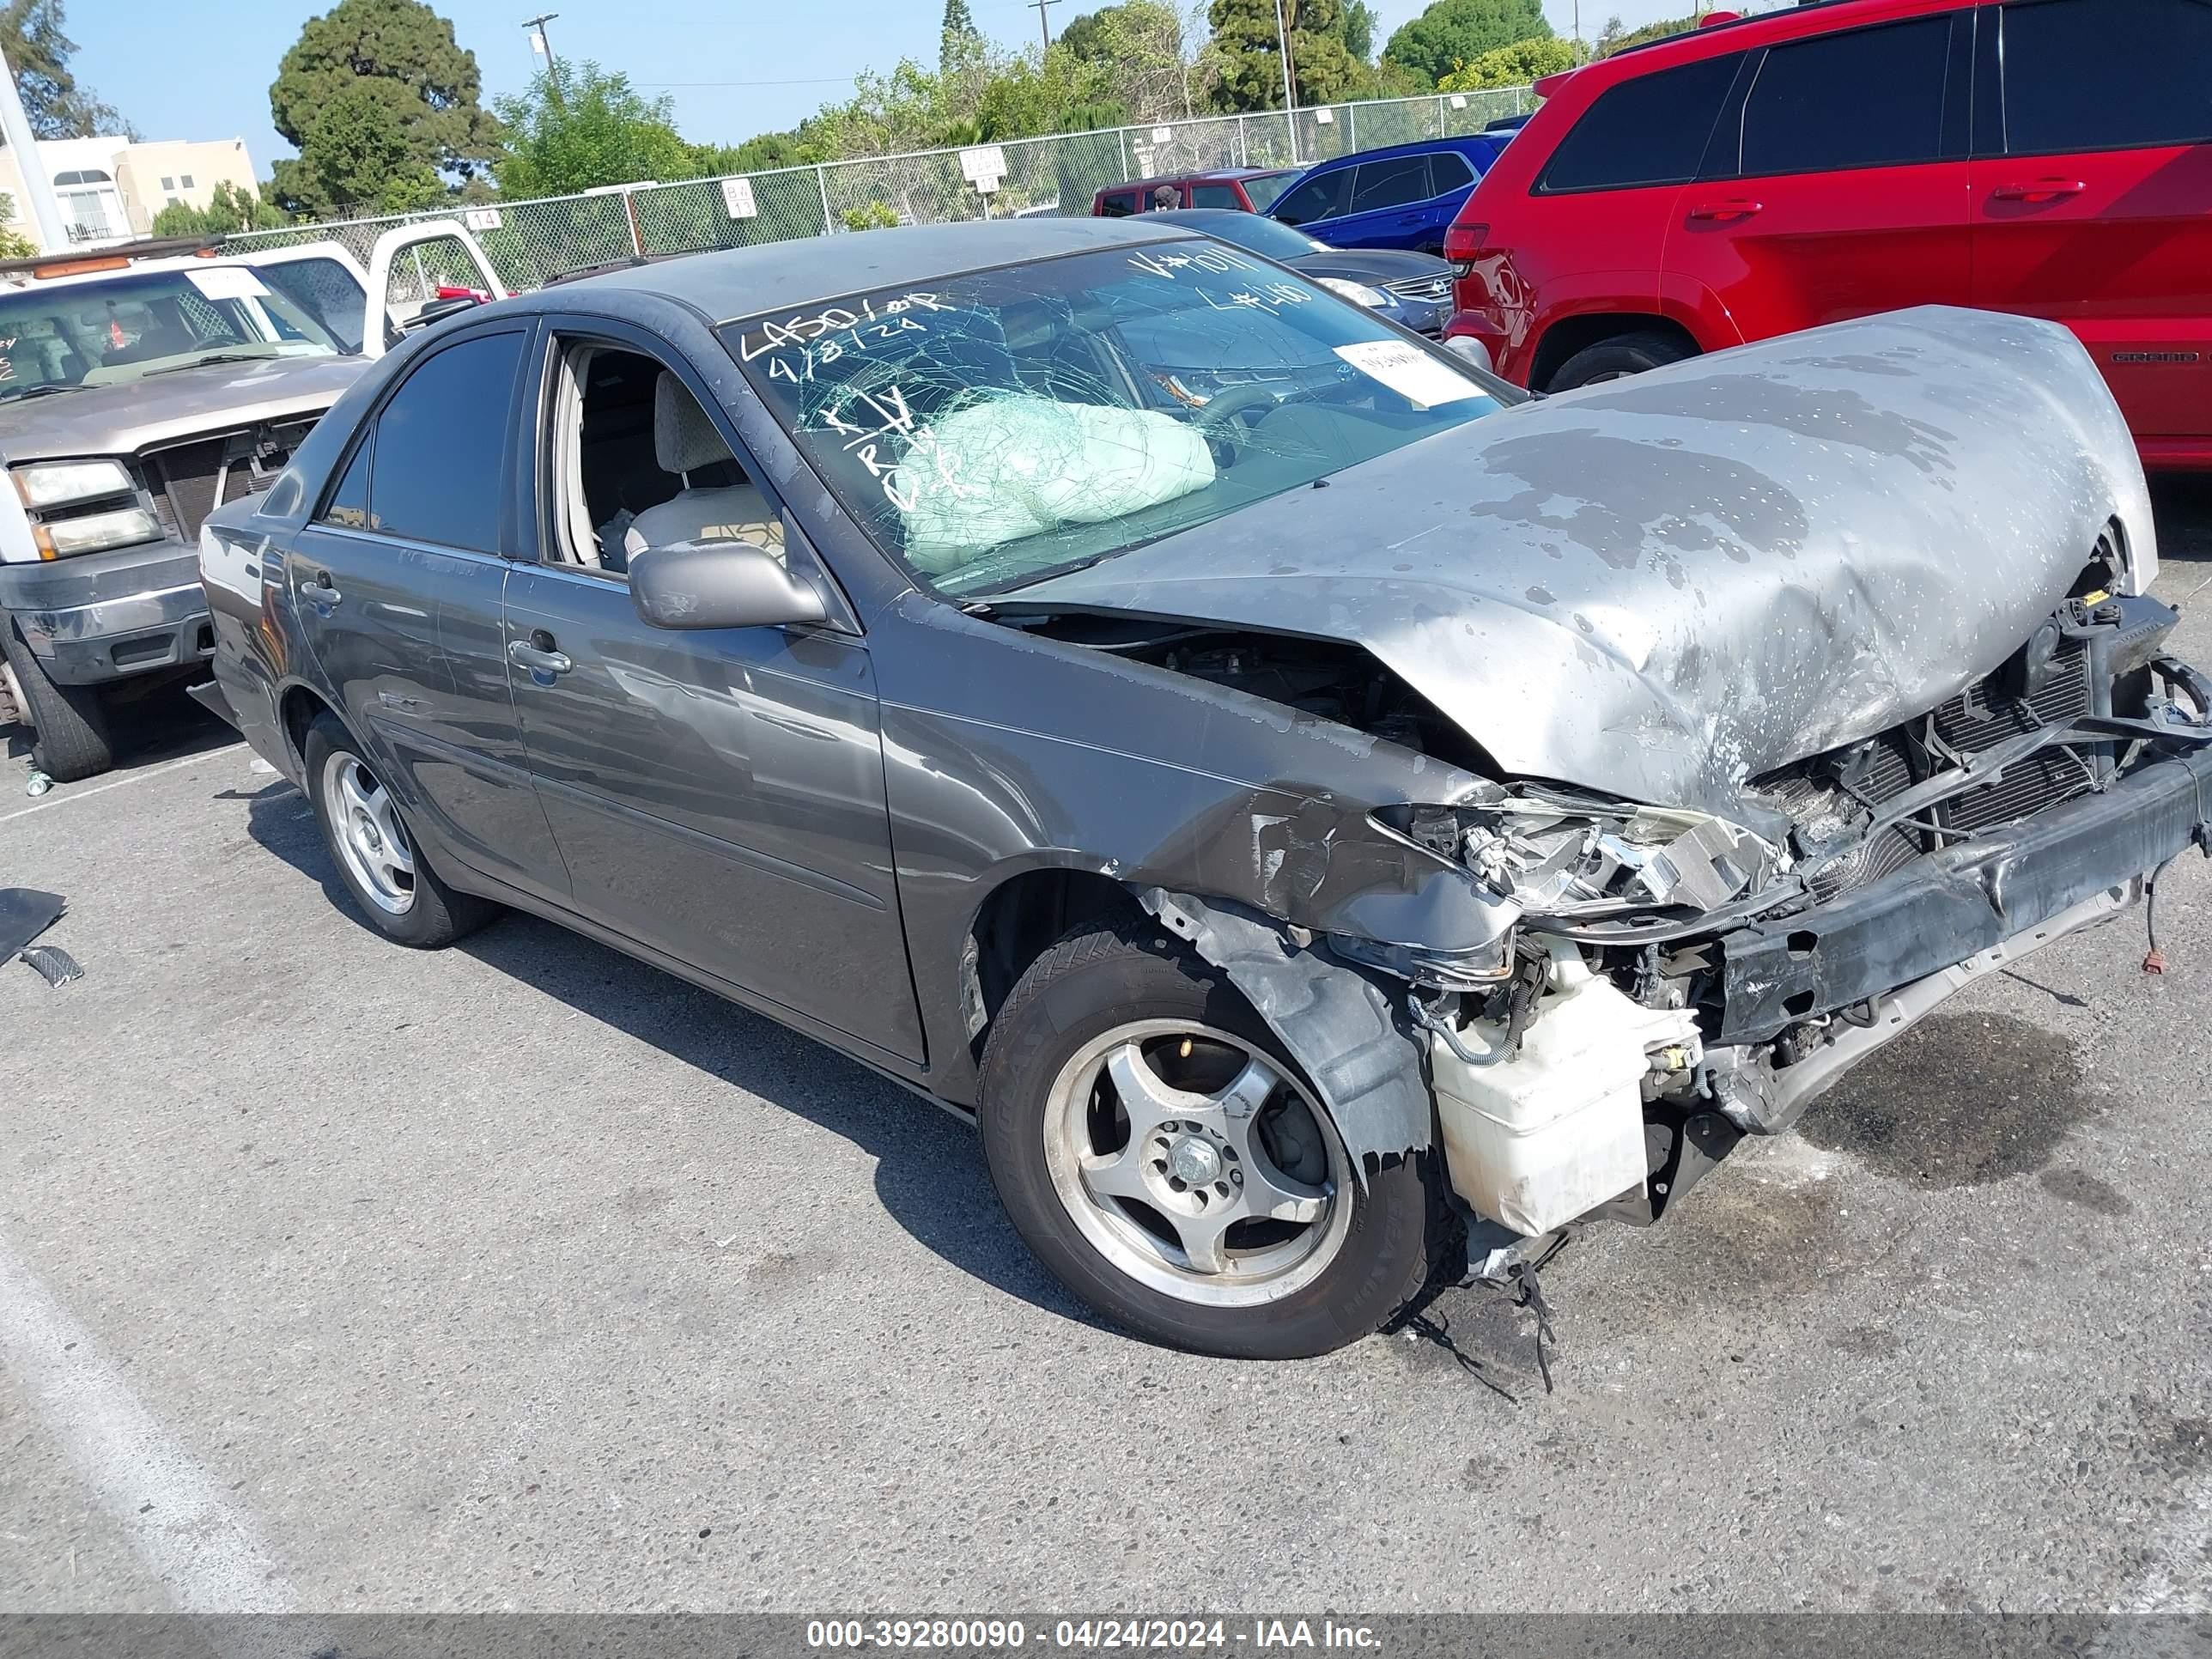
xmin=629 ymin=540 xmax=828 ymax=631
xmin=400 ymin=295 xmax=482 ymax=332
xmin=1443 ymin=332 xmax=1494 ymax=377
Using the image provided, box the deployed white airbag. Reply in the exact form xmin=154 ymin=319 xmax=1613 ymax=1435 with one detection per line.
xmin=896 ymin=397 xmax=1215 ymax=574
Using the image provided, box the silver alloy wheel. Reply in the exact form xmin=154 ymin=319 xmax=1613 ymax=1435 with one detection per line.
xmin=321 ymin=750 xmax=416 ymax=915
xmin=1042 ymin=1019 xmax=1352 ymax=1308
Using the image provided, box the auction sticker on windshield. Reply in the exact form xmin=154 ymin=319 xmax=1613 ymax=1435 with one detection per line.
xmin=1333 ymin=339 xmax=1484 ymax=410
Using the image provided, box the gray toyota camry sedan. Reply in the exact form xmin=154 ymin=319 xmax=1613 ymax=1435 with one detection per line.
xmin=200 ymin=218 xmax=2212 ymax=1358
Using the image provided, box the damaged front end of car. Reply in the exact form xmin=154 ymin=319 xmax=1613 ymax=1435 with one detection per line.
xmin=1138 ymin=588 xmax=2212 ymax=1255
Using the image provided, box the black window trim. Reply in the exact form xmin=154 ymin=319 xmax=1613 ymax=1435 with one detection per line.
xmin=1984 ymin=0 xmax=2212 ymax=161
xmin=1711 ymin=11 xmax=1966 ymax=185
xmin=1533 ymin=47 xmax=1748 ymax=196
xmin=312 ymin=319 xmax=533 ymax=560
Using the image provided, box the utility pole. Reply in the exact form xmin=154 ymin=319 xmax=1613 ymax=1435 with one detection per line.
xmin=1273 ymin=0 xmax=1297 ymax=164
xmin=0 ymin=46 xmax=69 ymax=254
xmin=1029 ymin=0 xmax=1054 ymax=51
xmin=522 ymin=12 xmax=559 ymax=68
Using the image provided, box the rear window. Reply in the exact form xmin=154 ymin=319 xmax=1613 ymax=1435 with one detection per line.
xmin=1539 ymin=51 xmax=1741 ymax=192
xmin=1430 ymin=151 xmax=1476 ymax=191
xmin=1350 ymin=156 xmax=1434 ymax=212
xmin=1738 ymin=16 xmax=1952 ymax=175
xmin=2001 ymin=0 xmax=2212 ymax=154
xmin=1098 ymin=191 xmax=1139 ymax=218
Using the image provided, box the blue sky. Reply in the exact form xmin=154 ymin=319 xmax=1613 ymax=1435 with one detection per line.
xmin=73 ymin=0 xmax=1697 ymax=184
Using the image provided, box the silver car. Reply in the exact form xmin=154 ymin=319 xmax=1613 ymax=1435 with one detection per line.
xmin=201 ymin=219 xmax=2211 ymax=1358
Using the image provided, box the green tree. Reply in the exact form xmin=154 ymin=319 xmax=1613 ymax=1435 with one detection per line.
xmin=493 ymin=61 xmax=698 ymax=197
xmin=1340 ymin=0 xmax=1376 ymax=63
xmin=1206 ymin=0 xmax=1358 ymax=112
xmin=0 ymin=194 xmax=35 ymax=258
xmin=1438 ymin=33 xmax=1582 ymax=90
xmin=149 ymin=181 xmax=290 ymax=237
xmin=1382 ymin=0 xmax=1550 ymax=87
xmin=1595 ymin=12 xmax=1698 ymax=55
xmin=2 ymin=0 xmax=126 ymax=137
xmin=268 ymin=0 xmax=500 ymax=216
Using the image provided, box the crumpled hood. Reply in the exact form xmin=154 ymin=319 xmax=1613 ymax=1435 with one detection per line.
xmin=1012 ymin=307 xmax=2155 ymax=817
xmin=0 ymin=355 xmax=368 ymax=463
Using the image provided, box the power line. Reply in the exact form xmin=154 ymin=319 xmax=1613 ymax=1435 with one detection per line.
xmin=637 ymin=76 xmax=857 ymax=88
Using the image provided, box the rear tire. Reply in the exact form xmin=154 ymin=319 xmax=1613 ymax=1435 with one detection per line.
xmin=979 ymin=921 xmax=1435 ymax=1358
xmin=2 ymin=621 xmax=113 ymax=783
xmin=1547 ymin=329 xmax=1696 ymax=392
xmin=301 ymin=712 xmax=494 ymax=947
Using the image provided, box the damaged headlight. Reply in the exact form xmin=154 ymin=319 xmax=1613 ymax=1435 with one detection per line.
xmin=1378 ymin=795 xmax=1788 ymax=921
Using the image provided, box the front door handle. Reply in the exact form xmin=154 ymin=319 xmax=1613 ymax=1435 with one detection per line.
xmin=507 ymin=635 xmax=573 ymax=677
xmin=1687 ymin=198 xmax=1764 ymax=222
xmin=298 ymin=572 xmax=341 ymax=606
xmin=1991 ymin=178 xmax=2087 ymax=204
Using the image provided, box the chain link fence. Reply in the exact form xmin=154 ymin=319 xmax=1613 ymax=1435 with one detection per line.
xmin=226 ymin=84 xmax=1534 ymax=300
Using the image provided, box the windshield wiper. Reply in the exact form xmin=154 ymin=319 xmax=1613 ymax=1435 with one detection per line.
xmin=141 ymin=349 xmax=283 ymax=377
xmin=0 ymin=383 xmax=82 ymax=403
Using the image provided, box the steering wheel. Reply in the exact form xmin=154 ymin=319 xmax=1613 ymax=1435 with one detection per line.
xmin=1193 ymin=381 xmax=1311 ymax=459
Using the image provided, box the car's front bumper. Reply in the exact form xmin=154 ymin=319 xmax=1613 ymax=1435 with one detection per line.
xmin=1719 ymin=732 xmax=2212 ymax=1046
xmin=0 ymin=540 xmax=211 ymax=685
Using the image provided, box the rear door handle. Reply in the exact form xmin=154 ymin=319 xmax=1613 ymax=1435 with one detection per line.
xmin=298 ymin=573 xmax=341 ymax=606
xmin=1991 ymin=178 xmax=2087 ymax=204
xmin=1687 ymin=198 xmax=1764 ymax=222
xmin=507 ymin=635 xmax=573 ymax=677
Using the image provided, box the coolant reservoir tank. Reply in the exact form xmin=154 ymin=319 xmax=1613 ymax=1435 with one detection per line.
xmin=1430 ymin=947 xmax=1693 ymax=1236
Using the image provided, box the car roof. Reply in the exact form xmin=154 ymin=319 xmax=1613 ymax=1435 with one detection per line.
xmin=1602 ymin=0 xmax=1950 ymax=66
xmin=1098 ymin=168 xmax=1293 ymax=192
xmin=1296 ymin=132 xmax=1503 ymax=171
xmin=562 ymin=217 xmax=1205 ymax=322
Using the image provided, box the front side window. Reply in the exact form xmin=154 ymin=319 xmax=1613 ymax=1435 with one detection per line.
xmin=1350 ymin=155 xmax=1434 ymax=212
xmin=2002 ymin=0 xmax=2212 ymax=154
xmin=0 ymin=266 xmax=343 ymax=404
xmin=1271 ymin=167 xmax=1352 ymax=225
xmin=1099 ymin=191 xmax=1139 ymax=218
xmin=1190 ymin=184 xmax=1243 ymax=209
xmin=726 ymin=242 xmax=1505 ymax=598
xmin=545 ymin=342 xmax=784 ymax=579
xmin=1539 ymin=51 xmax=1741 ymax=191
xmin=1738 ymin=16 xmax=1951 ymax=175
xmin=363 ymin=330 xmax=526 ymax=551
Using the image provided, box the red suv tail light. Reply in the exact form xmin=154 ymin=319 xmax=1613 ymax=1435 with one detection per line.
xmin=1443 ymin=222 xmax=1487 ymax=272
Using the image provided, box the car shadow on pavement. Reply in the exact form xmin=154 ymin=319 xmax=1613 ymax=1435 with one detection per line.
xmin=2152 ymin=475 xmax=2212 ymax=574
xmin=6 ymin=679 xmax=238 ymax=774
xmin=241 ymin=781 xmax=1107 ymax=1337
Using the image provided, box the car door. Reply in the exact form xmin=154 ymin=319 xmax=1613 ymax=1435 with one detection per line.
xmin=360 ymin=221 xmax=507 ymax=351
xmin=1661 ymin=11 xmax=1972 ymax=346
xmin=502 ymin=318 xmax=926 ymax=1064
xmin=1971 ymin=0 xmax=2212 ymax=453
xmin=286 ymin=321 xmax=570 ymax=903
xmin=1270 ymin=164 xmax=1352 ymax=235
xmin=1311 ymin=155 xmax=1437 ymax=250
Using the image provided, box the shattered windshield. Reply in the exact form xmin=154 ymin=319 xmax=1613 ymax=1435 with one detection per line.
xmin=0 ymin=265 xmax=342 ymax=403
xmin=722 ymin=240 xmax=1504 ymax=596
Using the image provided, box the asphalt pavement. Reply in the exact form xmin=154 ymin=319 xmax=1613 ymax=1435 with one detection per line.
xmin=1 ymin=483 xmax=2209 ymax=1615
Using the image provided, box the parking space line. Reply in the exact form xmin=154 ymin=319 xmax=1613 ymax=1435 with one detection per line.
xmin=0 ymin=753 xmax=222 ymax=830
xmin=0 ymin=1234 xmax=297 ymax=1611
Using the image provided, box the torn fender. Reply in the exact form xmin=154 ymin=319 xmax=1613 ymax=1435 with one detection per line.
xmin=1138 ymin=886 xmax=1433 ymax=1172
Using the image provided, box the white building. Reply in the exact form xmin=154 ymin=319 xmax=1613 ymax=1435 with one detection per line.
xmin=0 ymin=136 xmax=261 ymax=248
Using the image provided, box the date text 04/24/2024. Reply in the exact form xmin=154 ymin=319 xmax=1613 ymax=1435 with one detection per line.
xmin=804 ymin=1620 xmax=1384 ymax=1650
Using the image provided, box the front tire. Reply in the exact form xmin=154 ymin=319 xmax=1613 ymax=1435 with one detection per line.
xmin=979 ymin=921 xmax=1434 ymax=1358
xmin=302 ymin=712 xmax=493 ymax=947
xmin=3 ymin=622 xmax=113 ymax=782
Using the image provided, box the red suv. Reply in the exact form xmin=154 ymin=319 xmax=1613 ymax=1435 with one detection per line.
xmin=1444 ymin=0 xmax=2212 ymax=467
xmin=1091 ymin=169 xmax=1303 ymax=217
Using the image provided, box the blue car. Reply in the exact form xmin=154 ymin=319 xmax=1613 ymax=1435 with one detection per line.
xmin=1267 ymin=135 xmax=1509 ymax=255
